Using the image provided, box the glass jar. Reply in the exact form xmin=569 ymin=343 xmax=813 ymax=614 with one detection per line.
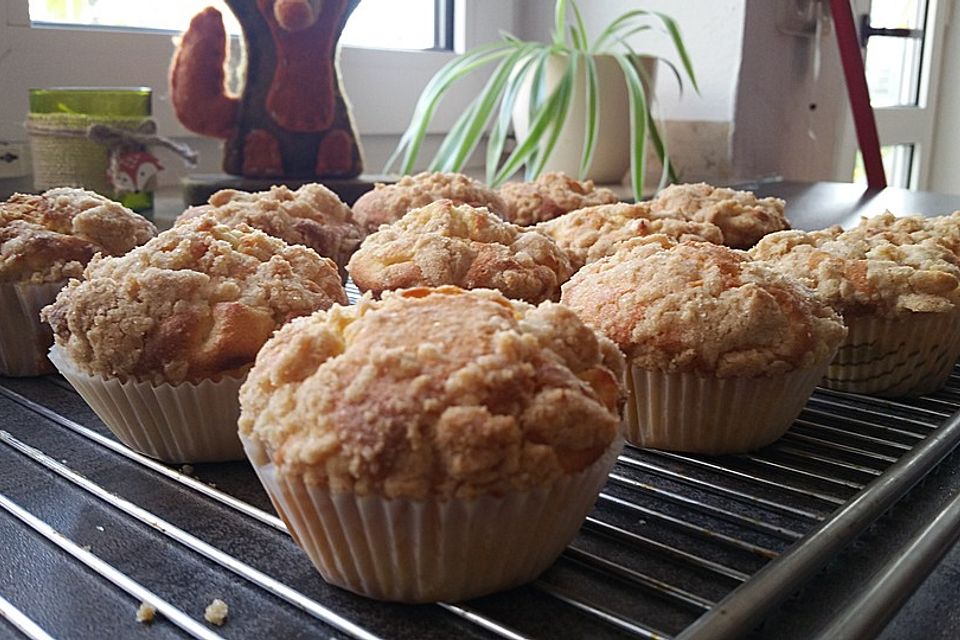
xmin=27 ymin=87 xmax=154 ymax=213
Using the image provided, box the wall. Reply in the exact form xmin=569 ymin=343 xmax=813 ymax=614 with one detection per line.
xmin=930 ymin=1 xmax=960 ymax=195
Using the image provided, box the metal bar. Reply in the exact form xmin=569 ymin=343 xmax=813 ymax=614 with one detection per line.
xmin=805 ymin=397 xmax=938 ymax=430
xmin=564 ymin=546 xmax=713 ymax=611
xmin=534 ymin=583 xmax=672 ymax=640
xmin=0 ymin=491 xmax=223 ymax=640
xmin=813 ymin=388 xmax=952 ymax=419
xmin=812 ymin=489 xmax=960 ymax=640
xmin=598 ymin=492 xmax=782 ymax=559
xmin=0 ymin=385 xmax=286 ymax=531
xmin=799 ymin=407 xmax=928 ymax=440
xmin=0 ymin=594 xmax=56 ymax=640
xmin=739 ymin=455 xmax=865 ymax=491
xmin=677 ymin=409 xmax=960 ymax=640
xmin=0 ymin=430 xmax=383 ymax=640
xmin=582 ymin=518 xmax=749 ymax=583
xmin=793 ymin=419 xmax=913 ymax=452
xmin=780 ymin=432 xmax=899 ymax=464
xmin=610 ymin=470 xmax=817 ymax=531
xmin=637 ymin=450 xmax=847 ymax=506
xmin=437 ymin=604 xmax=534 ymax=640
xmin=766 ymin=443 xmax=884 ymax=477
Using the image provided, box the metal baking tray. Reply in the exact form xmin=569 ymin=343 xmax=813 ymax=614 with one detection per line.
xmin=2 ymin=360 xmax=959 ymax=639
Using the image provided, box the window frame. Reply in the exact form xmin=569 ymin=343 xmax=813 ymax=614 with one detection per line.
xmin=1 ymin=1 xmax=516 ymax=155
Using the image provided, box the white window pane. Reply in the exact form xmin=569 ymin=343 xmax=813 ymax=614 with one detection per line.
xmin=864 ymin=0 xmax=927 ymax=107
xmin=28 ymin=0 xmax=438 ymax=50
xmin=853 ymin=144 xmax=915 ymax=188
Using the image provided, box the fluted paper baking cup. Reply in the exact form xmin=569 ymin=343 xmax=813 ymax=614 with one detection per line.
xmin=624 ymin=363 xmax=831 ymax=454
xmin=49 ymin=346 xmax=247 ymax=463
xmin=0 ymin=280 xmax=67 ymax=376
xmin=823 ymin=311 xmax=960 ymax=397
xmin=242 ymin=435 xmax=622 ymax=603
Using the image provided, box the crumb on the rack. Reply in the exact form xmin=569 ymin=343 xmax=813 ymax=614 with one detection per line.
xmin=204 ymin=598 xmax=228 ymax=626
xmin=136 ymin=602 xmax=156 ymax=624
xmin=81 ymin=545 xmax=92 ymax=552
xmin=180 ymin=464 xmax=194 ymax=476
xmin=95 ymin=526 xmax=104 ymax=532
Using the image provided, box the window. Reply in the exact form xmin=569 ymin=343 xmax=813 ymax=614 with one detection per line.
xmin=27 ymin=0 xmax=453 ymax=51
xmin=853 ymin=144 xmax=915 ymax=188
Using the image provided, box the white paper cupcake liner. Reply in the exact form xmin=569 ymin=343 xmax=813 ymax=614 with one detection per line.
xmin=823 ymin=311 xmax=960 ymax=397
xmin=242 ymin=434 xmax=622 ymax=603
xmin=624 ymin=362 xmax=831 ymax=454
xmin=49 ymin=346 xmax=247 ymax=463
xmin=0 ymin=280 xmax=68 ymax=376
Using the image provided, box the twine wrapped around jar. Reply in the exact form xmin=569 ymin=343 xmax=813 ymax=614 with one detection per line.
xmin=26 ymin=113 xmax=149 ymax=194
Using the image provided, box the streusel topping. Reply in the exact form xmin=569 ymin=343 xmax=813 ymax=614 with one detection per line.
xmin=650 ymin=183 xmax=789 ymax=249
xmin=177 ymin=183 xmax=364 ymax=274
xmin=562 ymin=240 xmax=846 ymax=377
xmin=499 ymin=172 xmax=620 ymax=226
xmin=348 ymin=199 xmax=574 ymax=304
xmin=751 ymin=229 xmax=960 ymax=317
xmin=239 ymin=286 xmax=624 ymax=499
xmin=42 ymin=216 xmax=346 ymax=383
xmin=351 ymin=171 xmax=509 ymax=233
xmin=1 ymin=188 xmax=156 ymax=283
xmin=537 ymin=201 xmax=724 ymax=269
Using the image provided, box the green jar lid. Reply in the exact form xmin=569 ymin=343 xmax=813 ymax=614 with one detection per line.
xmin=29 ymin=87 xmax=152 ymax=116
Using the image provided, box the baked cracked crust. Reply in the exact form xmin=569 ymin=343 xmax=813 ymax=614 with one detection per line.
xmin=650 ymin=183 xmax=789 ymax=249
xmin=238 ymin=286 xmax=624 ymax=499
xmin=536 ymin=201 xmax=724 ymax=269
xmin=348 ymin=200 xmax=574 ymax=304
xmin=562 ymin=239 xmax=846 ymax=377
xmin=351 ymin=171 xmax=509 ymax=233
xmin=499 ymin=172 xmax=620 ymax=226
xmin=177 ymin=184 xmax=364 ymax=276
xmin=42 ymin=215 xmax=347 ymax=384
xmin=751 ymin=228 xmax=960 ymax=318
xmin=848 ymin=211 xmax=960 ymax=258
xmin=1 ymin=188 xmax=156 ymax=284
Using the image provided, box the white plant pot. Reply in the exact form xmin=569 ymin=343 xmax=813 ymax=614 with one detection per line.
xmin=512 ymin=54 xmax=656 ymax=184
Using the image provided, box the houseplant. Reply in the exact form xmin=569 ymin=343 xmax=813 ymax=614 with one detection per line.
xmin=386 ymin=0 xmax=698 ymax=200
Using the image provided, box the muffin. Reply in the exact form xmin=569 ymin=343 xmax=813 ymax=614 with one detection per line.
xmin=499 ymin=171 xmax=620 ymax=225
xmin=239 ymin=286 xmax=624 ymax=602
xmin=177 ymin=183 xmax=364 ymax=278
xmin=348 ymin=199 xmax=574 ymax=303
xmin=351 ymin=171 xmax=509 ymax=233
xmin=563 ymin=239 xmax=846 ymax=453
xmin=537 ymin=201 xmax=724 ymax=269
xmin=42 ymin=215 xmax=347 ymax=462
xmin=650 ymin=182 xmax=789 ymax=249
xmin=752 ymin=227 xmax=960 ymax=396
xmin=0 ymin=187 xmax=156 ymax=376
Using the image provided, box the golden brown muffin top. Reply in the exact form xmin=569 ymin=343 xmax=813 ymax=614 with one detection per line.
xmin=751 ymin=228 xmax=960 ymax=318
xmin=177 ymin=184 xmax=364 ymax=275
xmin=537 ymin=201 xmax=724 ymax=269
xmin=0 ymin=188 xmax=156 ymax=284
xmin=351 ymin=171 xmax=509 ymax=233
xmin=42 ymin=216 xmax=347 ymax=384
xmin=239 ymin=286 xmax=624 ymax=499
xmin=650 ymin=182 xmax=789 ymax=249
xmin=347 ymin=199 xmax=574 ymax=304
xmin=499 ymin=171 xmax=620 ymax=226
xmin=848 ymin=211 xmax=960 ymax=258
xmin=562 ymin=240 xmax=846 ymax=377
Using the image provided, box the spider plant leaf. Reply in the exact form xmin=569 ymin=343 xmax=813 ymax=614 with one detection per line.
xmin=527 ymin=52 xmax=578 ymax=180
xmin=492 ymin=69 xmax=571 ymax=186
xmin=650 ymin=11 xmax=699 ymax=92
xmin=579 ymin=53 xmax=599 ymax=180
xmin=553 ymin=0 xmax=568 ymax=47
xmin=431 ymin=43 xmax=539 ymax=173
xmin=592 ymin=10 xmax=651 ymax=52
xmin=613 ymin=52 xmax=649 ymax=202
xmin=386 ymin=42 xmax=514 ymax=174
xmin=569 ymin=0 xmax=589 ymax=52
xmin=486 ymin=49 xmax=547 ymax=181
